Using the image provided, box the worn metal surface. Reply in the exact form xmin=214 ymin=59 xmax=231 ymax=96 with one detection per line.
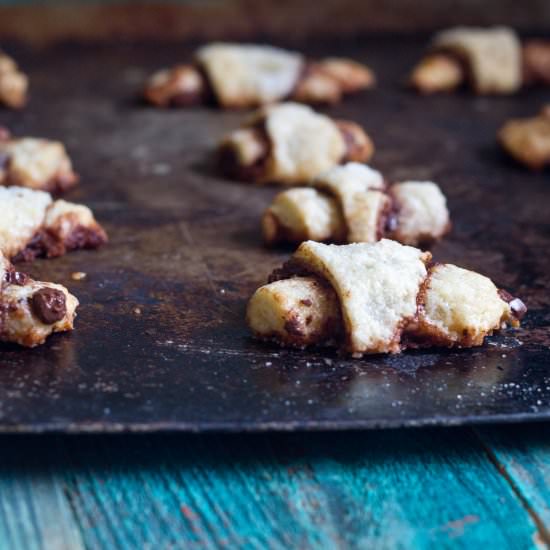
xmin=0 ymin=37 xmax=548 ymax=433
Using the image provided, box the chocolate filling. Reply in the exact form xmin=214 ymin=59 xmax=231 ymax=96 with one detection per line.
xmin=47 ymin=172 xmax=79 ymax=194
xmin=218 ymin=124 xmax=270 ymax=182
xmin=380 ymin=187 xmax=400 ymax=237
xmin=30 ymin=288 xmax=66 ymax=325
xmin=64 ymin=225 xmax=108 ymax=251
xmin=284 ymin=317 xmax=304 ymax=337
xmin=4 ymin=269 xmax=29 ymax=286
xmin=374 ymin=193 xmax=393 ymax=241
xmin=334 ymin=120 xmax=373 ymax=163
xmin=12 ymin=229 xmax=64 ymax=263
xmin=268 ymin=257 xmax=314 ymax=284
xmin=267 ymin=258 xmax=345 ymax=347
xmin=12 ymin=224 xmax=107 ymax=263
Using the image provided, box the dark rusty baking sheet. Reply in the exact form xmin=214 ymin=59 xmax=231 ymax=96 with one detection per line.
xmin=0 ymin=36 xmax=549 ymax=433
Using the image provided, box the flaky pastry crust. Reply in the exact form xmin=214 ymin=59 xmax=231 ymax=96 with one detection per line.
xmin=218 ymin=104 xmax=374 ymax=185
xmin=144 ymin=43 xmax=375 ymax=108
xmin=0 ymin=130 xmax=78 ymax=193
xmin=0 ymin=253 xmax=78 ymax=347
xmin=498 ymin=106 xmax=550 ymax=170
xmin=0 ymin=186 xmax=107 ymax=262
xmin=0 ymin=51 xmax=28 ymax=109
xmin=247 ymin=240 xmax=525 ymax=356
xmin=263 ymin=163 xmax=450 ymax=246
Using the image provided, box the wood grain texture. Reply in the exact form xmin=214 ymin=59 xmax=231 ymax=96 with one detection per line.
xmin=0 ymin=438 xmax=84 ymax=550
xmin=51 ymin=429 xmax=541 ymax=549
xmin=0 ymin=428 xmax=549 ymax=548
xmin=476 ymin=424 xmax=550 ymax=545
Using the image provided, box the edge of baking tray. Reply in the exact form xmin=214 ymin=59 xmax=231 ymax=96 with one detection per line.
xmin=0 ymin=411 xmax=549 ymax=434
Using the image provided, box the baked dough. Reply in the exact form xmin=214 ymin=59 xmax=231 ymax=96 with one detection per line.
xmin=0 ymin=186 xmax=107 ymax=262
xmin=0 ymin=51 xmax=28 ymax=109
xmin=0 ymin=252 xmax=78 ymax=347
xmin=409 ymin=54 xmax=464 ymax=95
xmin=263 ymin=163 xmax=450 ymax=246
xmin=0 ymin=129 xmax=78 ymax=193
xmin=197 ymin=43 xmax=303 ymax=108
xmin=144 ymin=43 xmax=375 ymax=108
xmin=219 ymin=103 xmax=374 ymax=185
xmin=389 ymin=181 xmax=450 ymax=245
xmin=410 ymin=26 xmax=523 ymax=95
xmin=498 ymin=105 xmax=550 ymax=170
xmin=247 ymin=240 xmax=525 ymax=355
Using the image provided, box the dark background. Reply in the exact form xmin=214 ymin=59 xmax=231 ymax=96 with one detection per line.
xmin=1 ymin=0 xmax=550 ymax=45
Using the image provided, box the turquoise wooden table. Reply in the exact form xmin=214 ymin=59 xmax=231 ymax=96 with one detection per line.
xmin=1 ymin=423 xmax=549 ymax=549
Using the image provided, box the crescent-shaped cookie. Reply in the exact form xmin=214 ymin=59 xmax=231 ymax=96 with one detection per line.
xmin=263 ymin=163 xmax=450 ymax=246
xmin=219 ymin=103 xmax=373 ymax=185
xmin=247 ymin=240 xmax=526 ymax=356
xmin=144 ymin=43 xmax=375 ymax=108
xmin=0 ymin=186 xmax=107 ymax=262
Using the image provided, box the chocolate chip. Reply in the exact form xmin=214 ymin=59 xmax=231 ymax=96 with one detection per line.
xmin=284 ymin=317 xmax=304 ymax=336
xmin=30 ymin=288 xmax=66 ymax=324
xmin=509 ymin=298 xmax=527 ymax=320
xmin=5 ymin=270 xmax=29 ymax=286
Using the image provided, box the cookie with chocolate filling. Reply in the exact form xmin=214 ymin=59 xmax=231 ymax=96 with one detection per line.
xmin=247 ymin=240 xmax=525 ymax=356
xmin=0 ymin=128 xmax=78 ymax=193
xmin=218 ymin=103 xmax=374 ymax=185
xmin=0 ymin=252 xmax=78 ymax=347
xmin=262 ymin=163 xmax=450 ymax=246
xmin=143 ymin=43 xmax=375 ymax=108
xmin=498 ymin=105 xmax=550 ymax=170
xmin=0 ymin=186 xmax=108 ymax=263
xmin=409 ymin=26 xmax=535 ymax=95
xmin=0 ymin=51 xmax=28 ymax=109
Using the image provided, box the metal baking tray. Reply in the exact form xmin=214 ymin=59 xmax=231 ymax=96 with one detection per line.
xmin=0 ymin=36 xmax=548 ymax=432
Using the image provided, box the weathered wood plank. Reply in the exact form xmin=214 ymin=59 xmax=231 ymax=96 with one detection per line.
xmin=0 ymin=438 xmax=85 ymax=550
xmin=476 ymin=423 xmax=550 ymax=546
xmin=55 ymin=430 xmax=541 ymax=549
